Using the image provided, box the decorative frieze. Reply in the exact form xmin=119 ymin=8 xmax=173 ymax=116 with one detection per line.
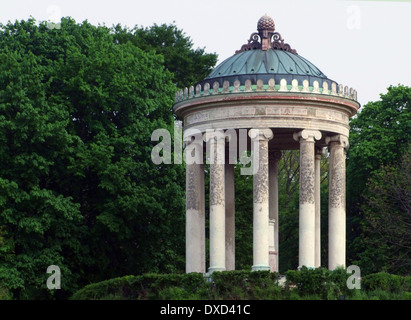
xmin=316 ymin=109 xmax=349 ymax=124
xmin=185 ymin=104 xmax=347 ymax=123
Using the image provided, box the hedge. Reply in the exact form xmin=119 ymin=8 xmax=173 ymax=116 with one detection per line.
xmin=285 ymin=266 xmax=354 ymax=300
xmin=209 ymin=270 xmax=282 ymax=300
xmin=71 ymin=273 xmax=206 ymax=300
xmin=361 ymin=272 xmax=411 ymax=293
xmin=70 ymin=269 xmax=411 ymax=300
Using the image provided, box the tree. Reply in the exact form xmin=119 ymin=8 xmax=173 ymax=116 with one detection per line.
xmin=112 ymin=23 xmax=218 ymax=89
xmin=0 ymin=17 xmax=216 ymax=299
xmin=359 ymin=148 xmax=411 ymax=274
xmin=347 ymin=85 xmax=411 ymax=201
xmin=0 ymin=21 xmax=86 ymax=298
xmin=347 ymin=84 xmax=411 ymax=274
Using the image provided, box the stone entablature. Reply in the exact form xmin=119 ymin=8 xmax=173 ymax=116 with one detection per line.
xmin=174 ymin=78 xmax=358 ymax=103
xmin=174 ymin=89 xmax=359 ymax=139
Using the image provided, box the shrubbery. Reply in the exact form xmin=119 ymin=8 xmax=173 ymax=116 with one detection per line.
xmin=70 ymin=269 xmax=411 ymax=300
xmin=210 ymin=270 xmax=282 ymax=300
xmin=71 ymin=273 xmax=206 ymax=300
xmin=0 ymin=284 xmax=11 ymax=300
xmin=285 ymin=267 xmax=352 ymax=300
xmin=362 ymin=272 xmax=411 ymax=293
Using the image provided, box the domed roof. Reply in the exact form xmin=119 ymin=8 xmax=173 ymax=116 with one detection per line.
xmin=198 ymin=15 xmax=335 ymax=88
xmin=174 ymin=14 xmax=359 ymax=119
xmin=204 ymin=48 xmax=330 ymax=85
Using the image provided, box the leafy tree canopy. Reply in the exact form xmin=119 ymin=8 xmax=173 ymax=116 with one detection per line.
xmin=112 ymin=23 xmax=218 ymax=89
xmin=0 ymin=17 xmax=216 ymax=299
xmin=347 ymin=84 xmax=411 ymax=274
xmin=347 ymin=84 xmax=411 ymax=200
xmin=359 ymin=148 xmax=411 ymax=274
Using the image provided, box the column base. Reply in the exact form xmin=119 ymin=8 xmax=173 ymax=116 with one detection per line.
xmin=252 ymin=265 xmax=270 ymax=271
xmin=297 ymin=265 xmax=316 ymax=270
xmin=207 ymin=266 xmax=226 ymax=274
xmin=328 ymin=263 xmax=346 ymax=271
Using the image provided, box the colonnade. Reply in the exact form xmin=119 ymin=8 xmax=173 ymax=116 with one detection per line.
xmin=185 ymin=128 xmax=348 ymax=274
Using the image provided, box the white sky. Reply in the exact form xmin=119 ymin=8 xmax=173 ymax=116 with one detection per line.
xmin=1 ymin=0 xmax=410 ymax=107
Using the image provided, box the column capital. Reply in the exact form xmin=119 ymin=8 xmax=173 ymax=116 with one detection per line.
xmin=183 ymin=128 xmax=204 ymax=148
xmin=248 ymin=128 xmax=274 ymax=141
xmin=325 ymin=135 xmax=349 ymax=150
xmin=203 ymin=129 xmax=226 ymax=143
xmin=184 ymin=129 xmax=204 ymax=165
xmin=293 ymin=129 xmax=322 ymax=142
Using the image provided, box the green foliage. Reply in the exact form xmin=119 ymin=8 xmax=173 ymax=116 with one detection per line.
xmin=210 ymin=270 xmax=281 ymax=300
xmin=356 ymin=148 xmax=411 ymax=275
xmin=0 ymin=282 xmax=11 ymax=300
xmin=70 ymin=275 xmax=134 ymax=300
xmin=286 ymin=267 xmax=353 ymax=300
xmin=0 ymin=17 xmax=216 ymax=299
xmin=347 ymin=85 xmax=411 ymax=274
xmin=112 ymin=23 xmax=218 ymax=89
xmin=72 ymin=271 xmax=282 ymax=300
xmin=348 ymin=85 xmax=411 ymax=180
xmin=362 ymin=272 xmax=411 ymax=293
xmin=286 ymin=267 xmax=328 ymax=297
xmin=232 ymin=167 xmax=253 ymax=270
xmin=71 ymin=273 xmax=207 ymax=300
xmin=71 ymin=269 xmax=411 ymax=300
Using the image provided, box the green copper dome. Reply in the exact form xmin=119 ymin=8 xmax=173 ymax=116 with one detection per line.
xmin=206 ymin=48 xmax=328 ymax=79
xmin=197 ymin=15 xmax=336 ymax=88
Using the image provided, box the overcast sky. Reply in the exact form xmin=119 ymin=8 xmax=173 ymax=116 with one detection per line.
xmin=1 ymin=0 xmax=410 ymax=107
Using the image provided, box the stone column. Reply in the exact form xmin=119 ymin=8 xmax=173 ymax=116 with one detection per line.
xmin=249 ymin=128 xmax=273 ymax=271
xmin=293 ymin=130 xmax=322 ymax=269
xmin=207 ymin=130 xmax=226 ymax=273
xmin=315 ymin=147 xmax=325 ymax=268
xmin=185 ymin=136 xmax=205 ymax=273
xmin=326 ymin=135 xmax=349 ymax=270
xmin=225 ymin=163 xmax=235 ymax=271
xmin=268 ymin=219 xmax=276 ymax=272
xmin=269 ymin=150 xmax=282 ymax=272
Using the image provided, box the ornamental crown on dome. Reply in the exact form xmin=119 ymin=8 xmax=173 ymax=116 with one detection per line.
xmin=236 ymin=14 xmax=297 ymax=54
xmin=257 ymin=14 xmax=275 ymax=32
